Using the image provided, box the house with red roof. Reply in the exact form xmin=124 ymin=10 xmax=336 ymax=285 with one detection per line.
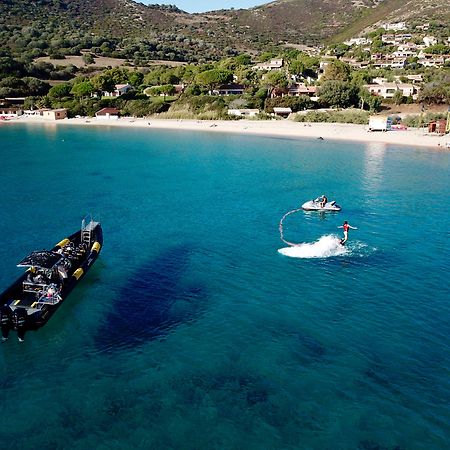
xmin=95 ymin=108 xmax=120 ymax=120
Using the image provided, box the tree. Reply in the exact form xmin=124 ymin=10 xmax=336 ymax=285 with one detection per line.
xmin=160 ymin=72 xmax=179 ymax=85
xmin=23 ymin=77 xmax=50 ymax=96
xmin=146 ymin=86 xmax=163 ymax=96
xmin=318 ymin=80 xmax=359 ymax=108
xmin=290 ymin=53 xmax=319 ymax=79
xmin=234 ymin=67 xmax=257 ymax=86
xmin=0 ymin=56 xmax=26 ymax=77
xmin=329 ymin=43 xmax=350 ymax=57
xmin=70 ymin=81 xmax=95 ymax=99
xmin=48 ymin=50 xmax=65 ymax=60
xmin=91 ymin=73 xmax=115 ymax=94
xmin=392 ymin=90 xmax=404 ymax=105
xmin=0 ymin=76 xmax=26 ymax=96
xmin=23 ymin=97 xmax=39 ymax=110
xmin=321 ymin=60 xmax=351 ymax=82
xmin=359 ymin=88 xmax=382 ymax=112
xmin=129 ymin=71 xmax=144 ymax=88
xmin=177 ymin=65 xmax=199 ymax=84
xmin=82 ymin=53 xmax=95 ymax=65
xmin=48 ymin=83 xmax=72 ymax=100
xmin=426 ymin=44 xmax=450 ymax=55
xmin=263 ymin=71 xmax=288 ymax=89
xmin=418 ymin=81 xmax=450 ymax=104
xmin=351 ymin=70 xmax=373 ymax=86
xmin=30 ymin=61 xmax=54 ymax=78
xmin=184 ymin=84 xmax=201 ymax=96
xmin=259 ymin=51 xmax=276 ymax=62
xmin=265 ymin=95 xmax=314 ymax=112
xmin=195 ymin=69 xmax=233 ymax=90
xmin=289 ymin=60 xmax=306 ymax=78
xmin=370 ymin=38 xmax=384 ymax=53
xmin=143 ymin=68 xmax=164 ymax=86
xmin=234 ymin=54 xmax=252 ymax=66
xmin=146 ymin=84 xmax=175 ymax=98
xmin=160 ymin=84 xmax=176 ymax=97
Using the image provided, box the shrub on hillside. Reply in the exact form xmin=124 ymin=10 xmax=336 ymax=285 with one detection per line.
xmin=122 ymin=99 xmax=169 ymax=117
xmin=264 ymin=95 xmax=314 ymax=113
xmin=293 ymin=109 xmax=370 ymax=124
xmin=402 ymin=113 xmax=446 ymax=128
xmin=175 ymin=96 xmax=227 ymax=115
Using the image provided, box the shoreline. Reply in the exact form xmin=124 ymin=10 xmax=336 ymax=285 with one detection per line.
xmin=4 ymin=116 xmax=450 ymax=149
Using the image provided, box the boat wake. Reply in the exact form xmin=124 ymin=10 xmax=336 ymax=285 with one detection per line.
xmin=278 ymin=234 xmax=348 ymax=259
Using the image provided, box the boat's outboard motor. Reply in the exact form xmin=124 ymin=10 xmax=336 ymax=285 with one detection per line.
xmin=0 ymin=305 xmax=12 ymax=341
xmin=13 ymin=308 xmax=27 ymax=342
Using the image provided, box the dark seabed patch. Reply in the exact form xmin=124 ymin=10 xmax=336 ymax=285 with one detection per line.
xmin=267 ymin=322 xmax=329 ymax=365
xmin=359 ymin=440 xmax=405 ymax=450
xmin=88 ymin=171 xmax=102 ymax=177
xmin=94 ymin=245 xmax=207 ymax=352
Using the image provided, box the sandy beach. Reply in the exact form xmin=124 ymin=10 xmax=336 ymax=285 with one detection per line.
xmin=6 ymin=116 xmax=450 ymax=149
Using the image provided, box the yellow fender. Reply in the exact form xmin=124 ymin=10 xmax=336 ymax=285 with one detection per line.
xmin=73 ymin=268 xmax=84 ymax=280
xmin=56 ymin=238 xmax=70 ymax=248
xmin=91 ymin=242 xmax=101 ymax=253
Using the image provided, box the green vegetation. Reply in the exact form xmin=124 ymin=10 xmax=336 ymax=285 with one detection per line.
xmin=293 ymin=109 xmax=370 ymax=124
xmin=419 ymin=73 xmax=450 ymax=104
xmin=402 ymin=112 xmax=447 ymax=128
xmin=1 ymin=0 xmax=449 ymax=125
xmin=318 ymin=81 xmax=359 ymax=108
xmin=3 ymin=47 xmax=448 ymax=121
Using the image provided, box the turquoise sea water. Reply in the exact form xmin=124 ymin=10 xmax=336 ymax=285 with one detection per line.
xmin=0 ymin=123 xmax=449 ymax=449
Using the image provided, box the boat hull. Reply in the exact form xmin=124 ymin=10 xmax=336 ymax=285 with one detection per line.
xmin=0 ymin=221 xmax=103 ymax=340
xmin=301 ymin=200 xmax=341 ymax=212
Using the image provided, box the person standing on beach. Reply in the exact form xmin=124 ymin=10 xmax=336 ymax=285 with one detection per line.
xmin=338 ymin=221 xmax=357 ymax=245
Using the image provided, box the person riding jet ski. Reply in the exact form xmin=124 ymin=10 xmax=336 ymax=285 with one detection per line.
xmin=301 ymin=196 xmax=341 ymax=211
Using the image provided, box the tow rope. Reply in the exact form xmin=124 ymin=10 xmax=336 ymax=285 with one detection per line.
xmin=279 ymin=207 xmax=303 ymax=246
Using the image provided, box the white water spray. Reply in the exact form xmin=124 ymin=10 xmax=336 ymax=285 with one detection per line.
xmin=278 ymin=234 xmax=347 ymax=258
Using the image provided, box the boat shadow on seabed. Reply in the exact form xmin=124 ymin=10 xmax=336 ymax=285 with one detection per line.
xmin=93 ymin=244 xmax=208 ymax=353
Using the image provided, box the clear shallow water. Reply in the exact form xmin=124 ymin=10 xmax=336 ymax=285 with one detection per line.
xmin=0 ymin=123 xmax=449 ymax=449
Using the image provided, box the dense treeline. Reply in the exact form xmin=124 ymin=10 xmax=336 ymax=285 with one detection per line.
xmin=2 ymin=45 xmax=449 ymax=119
xmin=0 ymin=20 xmax=229 ymax=64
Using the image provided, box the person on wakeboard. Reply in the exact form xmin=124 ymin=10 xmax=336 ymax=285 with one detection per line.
xmin=338 ymin=220 xmax=357 ymax=245
xmin=319 ymin=194 xmax=327 ymax=208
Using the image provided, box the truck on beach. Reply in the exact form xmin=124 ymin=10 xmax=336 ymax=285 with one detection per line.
xmin=368 ymin=115 xmax=392 ymax=132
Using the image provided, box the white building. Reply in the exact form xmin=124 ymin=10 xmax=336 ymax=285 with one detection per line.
xmin=103 ymin=84 xmax=132 ymax=97
xmin=227 ymin=109 xmax=260 ymax=117
xmin=42 ymin=109 xmax=68 ymax=120
xmin=415 ymin=23 xmax=430 ymax=31
xmin=0 ymin=107 xmax=23 ymax=119
xmin=343 ymin=37 xmax=372 ymax=46
xmin=364 ymin=80 xmax=419 ymax=100
xmin=372 ymin=58 xmax=407 ymax=69
xmin=252 ymin=59 xmax=284 ymax=71
xmin=423 ymin=36 xmax=438 ymax=47
xmin=392 ymin=50 xmax=417 ymax=58
xmin=273 ymin=107 xmax=292 ymax=118
xmin=382 ymin=22 xmax=407 ymax=31
xmin=95 ymin=107 xmax=120 ymax=120
xmin=418 ymin=57 xmax=445 ymax=67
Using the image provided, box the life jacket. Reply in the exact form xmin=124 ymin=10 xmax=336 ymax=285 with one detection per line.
xmin=343 ymin=223 xmax=349 ymax=232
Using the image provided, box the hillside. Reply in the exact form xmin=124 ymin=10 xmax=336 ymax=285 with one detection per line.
xmin=216 ymin=0 xmax=381 ymax=45
xmin=1 ymin=0 xmax=449 ymax=63
xmin=217 ymin=0 xmax=450 ymax=45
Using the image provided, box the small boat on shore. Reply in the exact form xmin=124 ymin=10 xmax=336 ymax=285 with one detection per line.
xmin=0 ymin=216 xmax=103 ymax=342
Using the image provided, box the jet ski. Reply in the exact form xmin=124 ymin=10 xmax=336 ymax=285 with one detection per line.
xmin=301 ymin=197 xmax=341 ymax=211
